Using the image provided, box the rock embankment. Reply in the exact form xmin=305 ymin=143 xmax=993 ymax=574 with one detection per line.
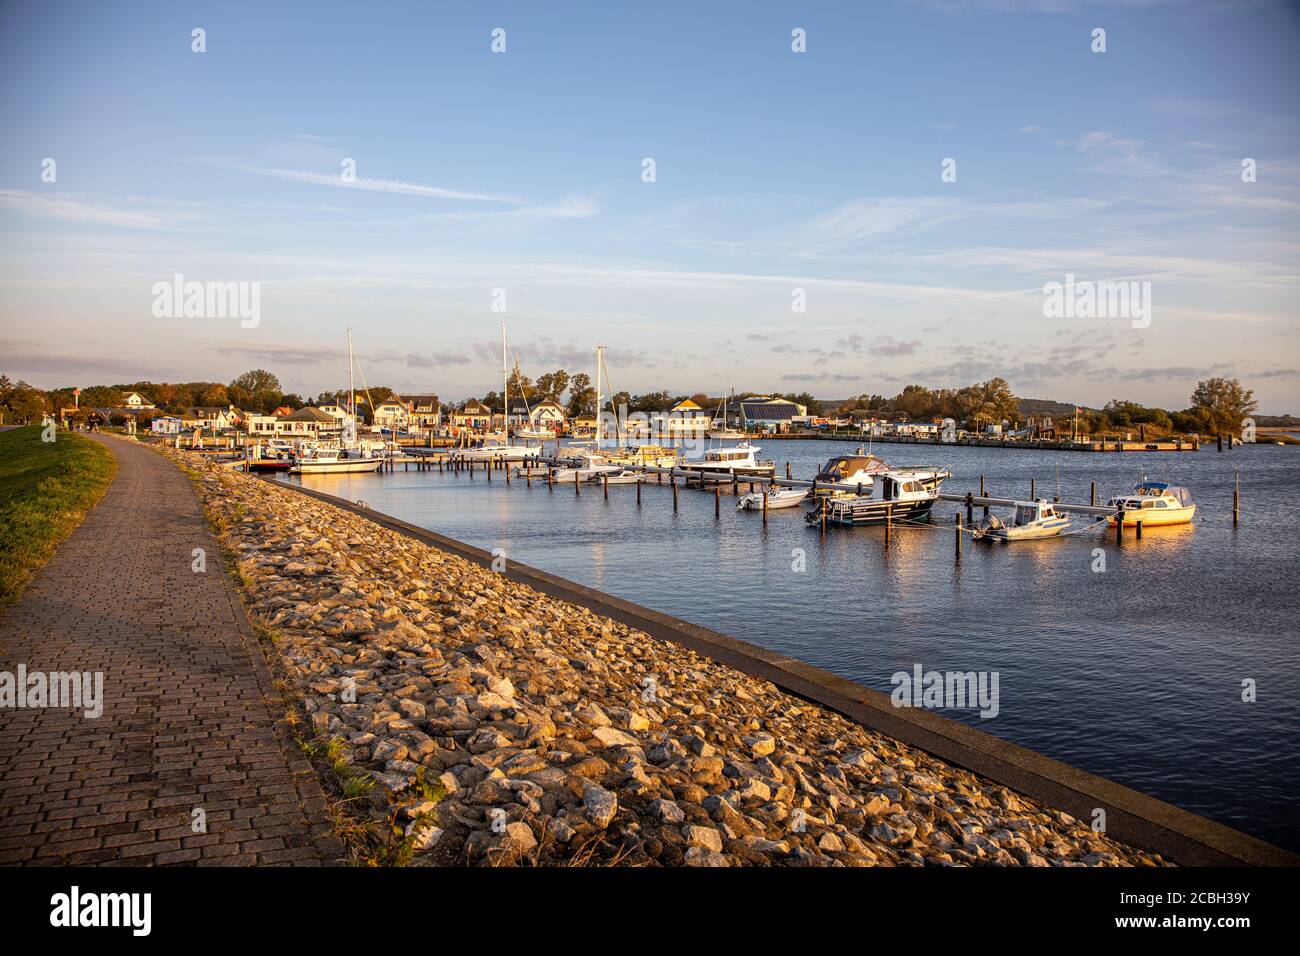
xmin=171 ymin=449 xmax=1168 ymax=867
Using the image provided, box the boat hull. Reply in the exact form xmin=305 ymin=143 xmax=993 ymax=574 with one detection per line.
xmin=738 ymin=490 xmax=808 ymax=511
xmin=808 ymin=497 xmax=937 ymax=527
xmin=1107 ymin=505 xmax=1196 ymax=527
xmin=291 ymin=457 xmax=385 ymax=474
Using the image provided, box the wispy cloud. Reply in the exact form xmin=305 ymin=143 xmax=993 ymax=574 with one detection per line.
xmin=220 ymin=161 xmax=518 ymax=203
xmin=0 ymin=190 xmax=173 ymax=229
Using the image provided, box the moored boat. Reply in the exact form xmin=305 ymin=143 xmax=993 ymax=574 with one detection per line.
xmin=683 ymin=441 xmax=775 ymax=479
xmin=805 ymin=473 xmax=937 ymax=527
xmin=1106 ymin=481 xmax=1197 ymax=526
xmin=290 ymin=447 xmax=385 ymax=474
xmin=737 ymin=487 xmax=809 ymax=511
xmin=972 ymin=500 xmax=1072 ymax=542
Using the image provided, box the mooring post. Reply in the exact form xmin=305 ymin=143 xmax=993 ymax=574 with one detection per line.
xmin=1233 ymin=470 xmax=1240 ymax=526
xmin=965 ymin=492 xmax=973 ymax=525
xmin=603 ymin=473 xmax=609 ymax=499
xmin=885 ymin=505 xmax=892 ymax=546
xmin=1116 ymin=504 xmax=1125 ymax=543
xmin=955 ymin=514 xmax=962 ymax=562
xmin=715 ymin=486 xmax=720 ymax=518
xmin=505 ymin=459 xmax=511 ymax=484
xmin=575 ymin=470 xmax=580 ymax=496
xmin=980 ymin=475 xmax=985 ymax=496
xmin=1030 ymin=478 xmax=1035 ymax=500
xmin=526 ymin=468 xmax=531 ymax=487
xmin=487 ymin=458 xmax=493 ymax=482
xmin=1217 ymin=434 xmax=1223 ymax=452
xmin=820 ymin=502 xmax=827 ymax=535
xmin=1136 ymin=517 xmax=1143 ymax=540
xmin=1090 ymin=481 xmax=1096 ymax=506
xmin=786 ymin=462 xmax=792 ymax=479
xmin=672 ymin=476 xmax=679 ymax=512
xmin=762 ymin=490 xmax=768 ymax=524
xmin=636 ymin=479 xmax=641 ymax=506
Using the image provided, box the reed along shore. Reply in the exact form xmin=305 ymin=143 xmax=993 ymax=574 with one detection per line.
xmin=165 ymin=446 xmax=1169 ymax=867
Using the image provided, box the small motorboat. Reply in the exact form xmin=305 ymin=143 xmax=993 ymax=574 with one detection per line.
xmin=1106 ymin=481 xmax=1197 ymax=527
xmin=737 ymin=487 xmax=809 ymax=511
xmin=805 ymin=473 xmax=937 ymax=527
xmin=683 ymin=442 xmax=776 ymax=479
xmin=587 ymin=468 xmax=644 ymax=485
xmin=972 ymin=500 xmax=1071 ymax=542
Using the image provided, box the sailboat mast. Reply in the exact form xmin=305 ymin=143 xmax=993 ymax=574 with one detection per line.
xmin=347 ymin=328 xmax=355 ymax=421
xmin=595 ymin=345 xmax=604 ymax=449
xmin=501 ymin=322 xmax=508 ymax=440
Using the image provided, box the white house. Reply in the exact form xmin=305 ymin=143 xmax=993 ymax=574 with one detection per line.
xmin=648 ymin=398 xmax=710 ymax=437
xmin=123 ymin=391 xmax=156 ymax=409
xmin=372 ymin=400 xmax=410 ymax=431
xmin=529 ymin=400 xmax=566 ymax=430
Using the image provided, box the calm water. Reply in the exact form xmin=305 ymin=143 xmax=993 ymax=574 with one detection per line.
xmin=284 ymin=439 xmax=1300 ymax=851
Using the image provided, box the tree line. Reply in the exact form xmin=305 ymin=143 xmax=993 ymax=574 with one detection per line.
xmin=0 ymin=368 xmax=1264 ymax=438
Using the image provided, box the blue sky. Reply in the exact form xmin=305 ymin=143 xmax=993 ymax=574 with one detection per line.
xmin=2 ymin=0 xmax=1298 ymax=411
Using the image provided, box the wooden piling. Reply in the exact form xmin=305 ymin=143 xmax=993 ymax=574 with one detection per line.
xmin=672 ymin=477 xmax=679 ymax=512
xmin=1030 ymin=478 xmax=1035 ymax=500
xmin=786 ymin=462 xmax=792 ymax=479
xmin=1233 ymin=471 xmax=1240 ymax=526
xmin=1090 ymin=481 xmax=1096 ymax=506
xmin=1136 ymin=518 xmax=1143 ymax=540
xmin=884 ymin=505 xmax=892 ymax=546
xmin=980 ymin=475 xmax=985 ymax=496
xmin=505 ymin=460 xmax=511 ymax=484
xmin=575 ymin=470 xmax=580 ymax=496
xmin=955 ymin=514 xmax=962 ymax=561
xmin=636 ymin=479 xmax=641 ymax=506
xmin=762 ymin=490 xmax=768 ymax=524
xmin=965 ymin=492 xmax=973 ymax=525
xmin=715 ymin=486 xmax=720 ymax=518
xmin=1116 ymin=505 xmax=1124 ymax=542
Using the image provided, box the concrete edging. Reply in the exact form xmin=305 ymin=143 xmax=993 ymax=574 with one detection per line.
xmin=269 ymin=477 xmax=1296 ymax=868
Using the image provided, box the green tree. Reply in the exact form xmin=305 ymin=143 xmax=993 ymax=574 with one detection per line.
xmin=566 ymin=373 xmax=595 ymax=417
xmin=1190 ymin=377 xmax=1257 ymax=436
xmin=230 ymin=369 xmax=280 ymax=393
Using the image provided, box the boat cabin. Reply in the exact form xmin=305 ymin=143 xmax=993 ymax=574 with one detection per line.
xmin=1013 ymin=501 xmax=1059 ymax=525
xmin=815 ymin=454 xmax=889 ymax=482
xmin=876 ymin=474 xmax=932 ymax=502
xmin=1110 ymin=481 xmax=1195 ymax=510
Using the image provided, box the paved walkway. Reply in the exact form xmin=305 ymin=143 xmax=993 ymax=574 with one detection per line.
xmin=0 ymin=436 xmax=341 ymax=865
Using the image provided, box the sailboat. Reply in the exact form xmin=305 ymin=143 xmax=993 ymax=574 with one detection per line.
xmin=590 ymin=344 xmax=681 ymax=469
xmin=708 ymin=388 xmax=746 ymax=439
xmin=292 ymin=329 xmax=385 ymax=474
xmin=451 ymin=323 xmax=542 ymax=463
xmin=508 ymin=354 xmax=554 ymax=440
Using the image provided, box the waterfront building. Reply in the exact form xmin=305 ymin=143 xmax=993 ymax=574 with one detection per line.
xmin=739 ymin=397 xmax=806 ymax=431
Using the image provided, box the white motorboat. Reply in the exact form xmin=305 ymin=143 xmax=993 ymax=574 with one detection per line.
xmin=972 ymin=500 xmax=1072 ymax=542
xmin=805 ymin=472 xmax=938 ymax=527
xmin=450 ymin=437 xmax=542 ymax=463
xmin=1106 ymin=481 xmax=1197 ymax=527
xmin=290 ymin=447 xmax=385 ymax=474
xmin=812 ymin=449 xmax=949 ymax=495
xmin=683 ymin=441 xmax=775 ymax=479
xmin=587 ymin=468 xmax=644 ymax=485
xmin=737 ymin=487 xmax=809 ymax=511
